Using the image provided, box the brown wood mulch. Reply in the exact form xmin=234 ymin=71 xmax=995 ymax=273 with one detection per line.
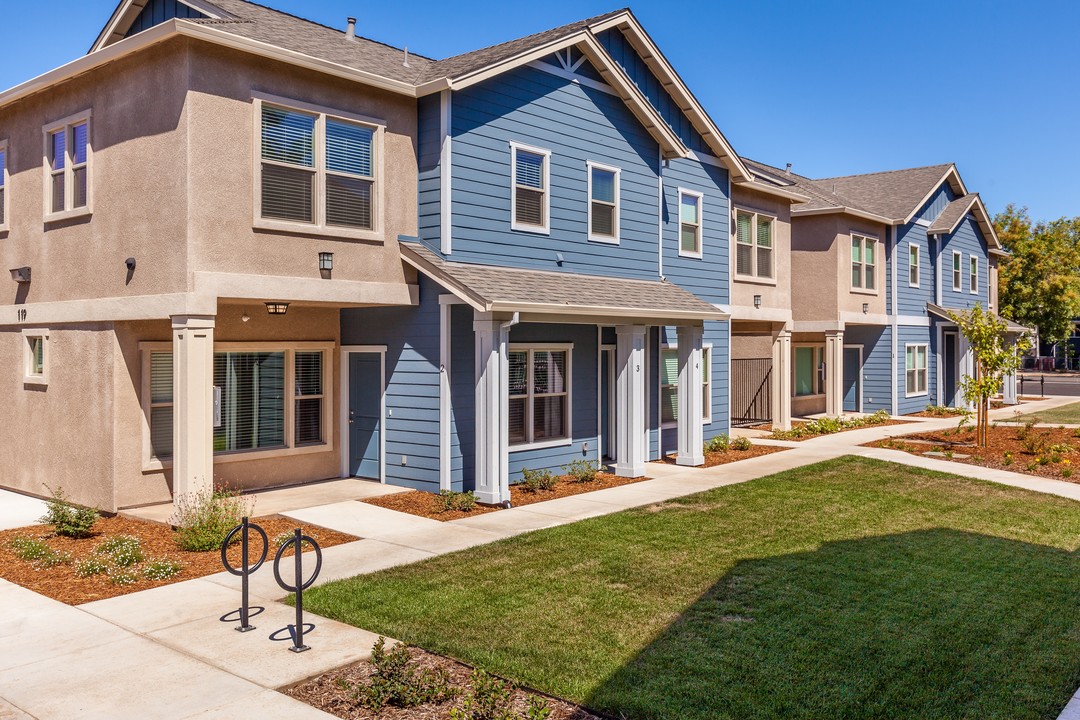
xmin=284 ymin=645 xmax=601 ymax=720
xmin=363 ymin=472 xmax=651 ymax=521
xmin=868 ymin=424 xmax=1080 ymax=482
xmin=0 ymin=514 xmax=357 ymax=605
xmin=754 ymin=419 xmax=913 ymax=441
xmin=658 ymin=444 xmax=789 ymax=467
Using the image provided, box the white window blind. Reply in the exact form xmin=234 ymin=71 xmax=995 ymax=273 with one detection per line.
xmin=0 ymin=146 xmax=7 ymax=226
xmin=756 ymin=216 xmax=773 ymax=279
xmin=736 ymin=212 xmax=753 ymax=276
xmin=508 ymin=348 xmax=569 ymax=445
xmin=150 ymin=352 xmax=174 ymax=460
xmin=680 ymin=192 xmax=702 ymax=256
xmin=661 ymin=347 xmax=710 ymax=424
xmin=294 ymin=351 xmax=324 ymax=445
xmin=589 ymin=165 xmax=617 ymax=239
xmin=214 ymin=352 xmax=286 ymax=453
xmin=514 ymin=149 xmax=546 ymax=228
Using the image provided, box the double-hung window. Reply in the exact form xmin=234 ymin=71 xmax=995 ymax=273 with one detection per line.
xmin=143 ymin=345 xmax=330 ymax=465
xmin=44 ymin=112 xmax=90 ymax=219
xmin=511 ymin=143 xmax=549 ymax=233
xmin=258 ymin=98 xmax=378 ymax=234
xmin=0 ymin=140 xmax=8 ymax=229
xmin=851 ymin=234 xmax=876 ymax=291
xmin=794 ymin=346 xmax=824 ymax=397
xmin=952 ymin=251 xmax=963 ymax=291
xmin=735 ymin=210 xmax=774 ymax=279
xmin=906 ymin=345 xmax=928 ymax=396
xmin=508 ymin=346 xmax=570 ymax=447
xmin=660 ymin=346 xmax=712 ymax=425
xmin=969 ymin=255 xmax=978 ymax=294
xmin=908 ymin=243 xmax=920 ymax=287
xmin=587 ymin=162 xmax=619 ymax=242
xmin=679 ymin=189 xmax=703 ymax=258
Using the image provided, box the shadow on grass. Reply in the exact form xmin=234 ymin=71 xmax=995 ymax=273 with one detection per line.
xmin=586 ymin=528 xmax=1080 ymax=720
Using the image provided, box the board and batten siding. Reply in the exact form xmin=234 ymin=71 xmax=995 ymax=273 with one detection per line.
xmin=447 ymin=62 xmax=662 ymax=279
xmin=125 ymin=0 xmax=205 ymax=37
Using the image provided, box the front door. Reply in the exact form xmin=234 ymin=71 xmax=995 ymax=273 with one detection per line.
xmin=600 ymin=347 xmax=616 ymax=462
xmin=349 ymin=352 xmax=382 ymax=480
xmin=842 ymin=347 xmax=861 ymax=413
xmin=944 ymin=332 xmax=958 ymax=407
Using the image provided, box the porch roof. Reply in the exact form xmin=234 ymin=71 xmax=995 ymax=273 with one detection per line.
xmin=927 ymin=303 xmax=1031 ymax=334
xmin=400 ymin=242 xmax=727 ymax=322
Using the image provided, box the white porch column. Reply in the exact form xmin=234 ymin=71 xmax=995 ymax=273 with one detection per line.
xmin=1003 ymin=346 xmax=1018 ymax=405
xmin=474 ymin=314 xmax=509 ymax=505
xmin=172 ymin=315 xmax=215 ymax=500
xmin=615 ymin=325 xmax=647 ymax=478
xmin=825 ymin=330 xmax=844 ymax=417
xmin=676 ymin=325 xmax=705 ymax=467
xmin=771 ymin=329 xmax=792 ymax=431
xmin=958 ymin=334 xmax=976 ymax=410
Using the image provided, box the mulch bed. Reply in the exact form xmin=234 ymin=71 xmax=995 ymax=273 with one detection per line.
xmin=363 ymin=472 xmax=651 ymax=522
xmin=868 ymin=424 xmax=1080 ymax=482
xmin=753 ymin=419 xmax=913 ymax=441
xmin=659 ymin=444 xmax=789 ymax=467
xmin=284 ymin=644 xmax=601 ymax=720
xmin=0 ymin=514 xmax=357 ymax=605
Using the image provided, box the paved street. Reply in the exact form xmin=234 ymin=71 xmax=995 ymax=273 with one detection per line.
xmin=1020 ymin=373 xmax=1080 ymax=397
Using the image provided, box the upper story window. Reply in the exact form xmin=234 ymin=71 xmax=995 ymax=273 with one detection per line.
xmin=256 ymin=96 xmax=380 ymax=237
xmin=510 ymin=143 xmax=550 ymax=234
xmin=851 ymin=234 xmax=876 ymax=292
xmin=908 ymin=243 xmax=920 ymax=287
xmin=44 ymin=112 xmax=91 ymax=220
xmin=952 ymin=251 xmax=962 ymax=291
xmin=679 ymin=189 xmax=703 ymax=258
xmin=587 ymin=162 xmax=619 ymax=243
xmin=0 ymin=141 xmax=8 ymax=230
xmin=969 ymin=255 xmax=979 ymax=294
xmin=735 ymin=210 xmax=774 ymax=280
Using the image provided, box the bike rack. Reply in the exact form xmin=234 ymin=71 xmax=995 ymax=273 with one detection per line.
xmin=219 ymin=517 xmax=268 ymax=632
xmin=272 ymin=529 xmax=322 ymax=653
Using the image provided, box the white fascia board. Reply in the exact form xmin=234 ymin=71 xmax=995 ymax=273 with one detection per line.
xmin=792 ymin=205 xmax=896 ymax=225
xmin=399 ymin=251 xmax=488 ymax=312
xmin=491 ymin=302 xmax=727 ymax=322
xmin=732 ymin=178 xmax=811 ymax=203
xmin=902 ymin=165 xmax=968 ymax=225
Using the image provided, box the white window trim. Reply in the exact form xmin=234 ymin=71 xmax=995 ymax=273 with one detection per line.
xmin=850 ymin=233 xmax=879 ymax=295
xmin=42 ymin=109 xmax=93 ymax=222
xmin=969 ymin=254 xmax=979 ymax=295
xmin=251 ymin=93 xmax=385 ymax=242
xmin=659 ymin=342 xmax=713 ymax=428
xmin=509 ymin=141 xmax=551 ymax=235
xmin=586 ymin=160 xmax=620 ymax=244
xmin=904 ymin=343 xmax=928 ymax=398
xmin=508 ymin=342 xmax=572 ymax=451
xmin=732 ymin=207 xmax=777 ymax=285
xmin=908 ymin=242 xmax=920 ymax=288
xmin=22 ymin=329 xmax=49 ymax=387
xmin=0 ymin=139 xmax=9 ymax=233
xmin=138 ymin=341 xmax=335 ymax=473
xmin=677 ymin=188 xmax=704 ymax=259
xmin=952 ymin=250 xmax=963 ymax=292
xmin=792 ymin=343 xmax=826 ymax=398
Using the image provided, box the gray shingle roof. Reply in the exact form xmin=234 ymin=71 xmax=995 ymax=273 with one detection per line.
xmin=401 ymin=242 xmax=724 ymax=320
xmin=928 ymin=193 xmax=980 ymax=235
xmin=928 ymin=303 xmax=1030 ymax=334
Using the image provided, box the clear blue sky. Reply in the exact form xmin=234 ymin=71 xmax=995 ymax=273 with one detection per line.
xmin=4 ymin=1 xmax=1078 ymax=220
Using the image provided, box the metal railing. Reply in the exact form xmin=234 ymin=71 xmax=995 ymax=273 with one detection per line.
xmin=732 ymin=358 xmax=772 ymax=427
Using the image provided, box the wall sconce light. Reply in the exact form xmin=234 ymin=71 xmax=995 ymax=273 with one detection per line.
xmin=9 ymin=266 xmax=30 ymax=283
xmin=241 ymin=312 xmax=250 ymax=323
xmin=754 ymin=294 xmax=762 ymax=309
xmin=265 ymin=302 xmax=290 ymax=315
xmin=125 ymin=257 xmax=137 ymax=271
xmin=862 ymin=302 xmax=869 ymax=314
xmin=319 ymin=252 xmax=334 ymax=280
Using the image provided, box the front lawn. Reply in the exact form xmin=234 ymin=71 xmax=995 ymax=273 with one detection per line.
xmin=1011 ymin=400 xmax=1080 ymax=425
xmin=302 ymin=457 xmax=1080 ymax=720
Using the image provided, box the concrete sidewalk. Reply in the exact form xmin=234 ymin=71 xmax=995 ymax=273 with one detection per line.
xmin=0 ymin=490 xmax=48 ymax=532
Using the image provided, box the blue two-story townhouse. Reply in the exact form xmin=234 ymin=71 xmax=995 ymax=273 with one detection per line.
xmin=744 ymin=160 xmax=1019 ymax=417
xmin=340 ymin=11 xmax=794 ymax=503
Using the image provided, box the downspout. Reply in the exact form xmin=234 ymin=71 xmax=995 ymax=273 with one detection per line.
xmin=497 ymin=312 xmax=520 ymax=508
xmin=890 ymin=225 xmax=898 ymax=416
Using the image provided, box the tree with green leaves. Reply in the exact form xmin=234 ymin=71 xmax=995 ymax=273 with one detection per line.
xmin=949 ymin=304 xmax=1032 ymax=447
xmin=994 ymin=204 xmax=1080 ymax=345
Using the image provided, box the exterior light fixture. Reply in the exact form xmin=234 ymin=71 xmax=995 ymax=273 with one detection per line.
xmin=753 ymin=294 xmax=762 ymax=309
xmin=9 ymin=267 xmax=30 ymax=283
xmin=241 ymin=312 xmax=250 ymax=323
xmin=265 ymin=302 xmax=289 ymax=315
xmin=319 ymin=252 xmax=334 ymax=279
xmin=862 ymin=302 xmax=869 ymax=314
xmin=125 ymin=257 xmax=137 ymax=271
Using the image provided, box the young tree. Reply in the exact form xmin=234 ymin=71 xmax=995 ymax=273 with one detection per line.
xmin=949 ymin=304 xmax=1032 ymax=447
xmin=994 ymin=204 xmax=1080 ymax=345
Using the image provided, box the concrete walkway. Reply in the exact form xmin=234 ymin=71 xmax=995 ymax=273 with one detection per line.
xmin=0 ymin=490 xmax=48 ymax=532
xmin=5 ymin=394 xmax=1080 ymax=719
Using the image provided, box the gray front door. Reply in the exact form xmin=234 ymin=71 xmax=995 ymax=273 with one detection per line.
xmin=944 ymin=332 xmax=958 ymax=407
xmin=842 ymin=347 xmax=861 ymax=413
xmin=600 ymin=348 xmax=616 ymax=461
xmin=349 ymin=352 xmax=381 ymax=479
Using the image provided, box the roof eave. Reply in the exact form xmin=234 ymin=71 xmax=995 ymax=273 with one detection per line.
xmin=792 ymin=205 xmax=895 ymax=225
xmin=91 ymin=0 xmax=228 ymax=53
xmin=490 ymin=302 xmax=727 ymax=322
xmin=901 ymin=165 xmax=968 ymax=225
xmin=733 ymin=178 xmax=812 ymax=203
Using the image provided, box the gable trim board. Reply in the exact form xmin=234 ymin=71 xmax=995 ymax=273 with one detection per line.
xmin=92 ymin=0 xmax=225 ymax=52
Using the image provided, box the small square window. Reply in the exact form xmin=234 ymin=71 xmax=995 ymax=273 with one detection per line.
xmin=23 ymin=332 xmax=48 ymax=385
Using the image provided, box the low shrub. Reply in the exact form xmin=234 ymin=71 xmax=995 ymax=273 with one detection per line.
xmin=36 ymin=549 xmax=73 ymax=569
xmin=349 ymin=637 xmax=455 ymax=711
xmin=434 ymin=490 xmax=478 ymax=513
xmin=562 ymin=459 xmax=599 ymax=483
xmin=772 ymin=409 xmax=891 ymax=440
xmin=703 ymin=434 xmax=731 ymax=454
xmin=96 ymin=535 xmax=143 ymax=567
xmin=1003 ymin=452 xmax=1014 ymax=466
xmin=142 ymin=557 xmax=184 ymax=581
xmin=75 ymin=556 xmax=110 ymax=578
xmin=170 ymin=486 xmax=254 ymax=552
xmin=107 ymin=566 xmax=139 ymax=586
xmin=449 ymin=669 xmax=552 ymax=720
xmin=730 ymin=436 xmax=753 ymax=452
xmin=922 ymin=405 xmax=972 ymax=417
xmin=519 ymin=468 xmax=557 ymax=493
xmin=40 ymin=485 xmax=99 ymax=539
xmin=1064 ymin=468 xmax=1074 ymax=479
xmin=9 ymin=536 xmax=51 ymax=561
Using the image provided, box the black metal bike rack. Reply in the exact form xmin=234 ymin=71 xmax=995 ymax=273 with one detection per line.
xmin=272 ymin=528 xmax=322 ymax=653
xmin=219 ymin=516 xmax=268 ymax=632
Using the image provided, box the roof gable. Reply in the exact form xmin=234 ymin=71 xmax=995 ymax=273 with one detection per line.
xmin=93 ymin=0 xmax=223 ymax=51
xmin=927 ymin=193 xmax=1000 ymax=248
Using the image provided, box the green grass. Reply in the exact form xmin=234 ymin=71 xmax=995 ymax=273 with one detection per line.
xmin=1012 ymin=401 xmax=1080 ymax=425
xmin=304 ymin=457 xmax=1080 ymax=720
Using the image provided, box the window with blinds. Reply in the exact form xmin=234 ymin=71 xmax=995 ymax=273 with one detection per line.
xmin=259 ymin=101 xmax=376 ymax=232
xmin=512 ymin=145 xmax=548 ymax=231
xmin=294 ymin=351 xmax=324 ymax=445
xmin=508 ymin=348 xmax=569 ymax=446
xmin=588 ymin=164 xmax=619 ymax=241
xmin=149 ymin=352 xmax=174 ymax=460
xmin=45 ymin=116 xmax=89 ymax=216
xmin=679 ymin=191 xmax=702 ymax=257
xmin=735 ymin=210 xmax=774 ymax=279
xmin=214 ymin=352 xmax=286 ymax=453
xmin=0 ymin=143 xmax=7 ymax=227
xmin=851 ymin=234 xmax=876 ymax=291
xmin=661 ymin=347 xmax=711 ymax=425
